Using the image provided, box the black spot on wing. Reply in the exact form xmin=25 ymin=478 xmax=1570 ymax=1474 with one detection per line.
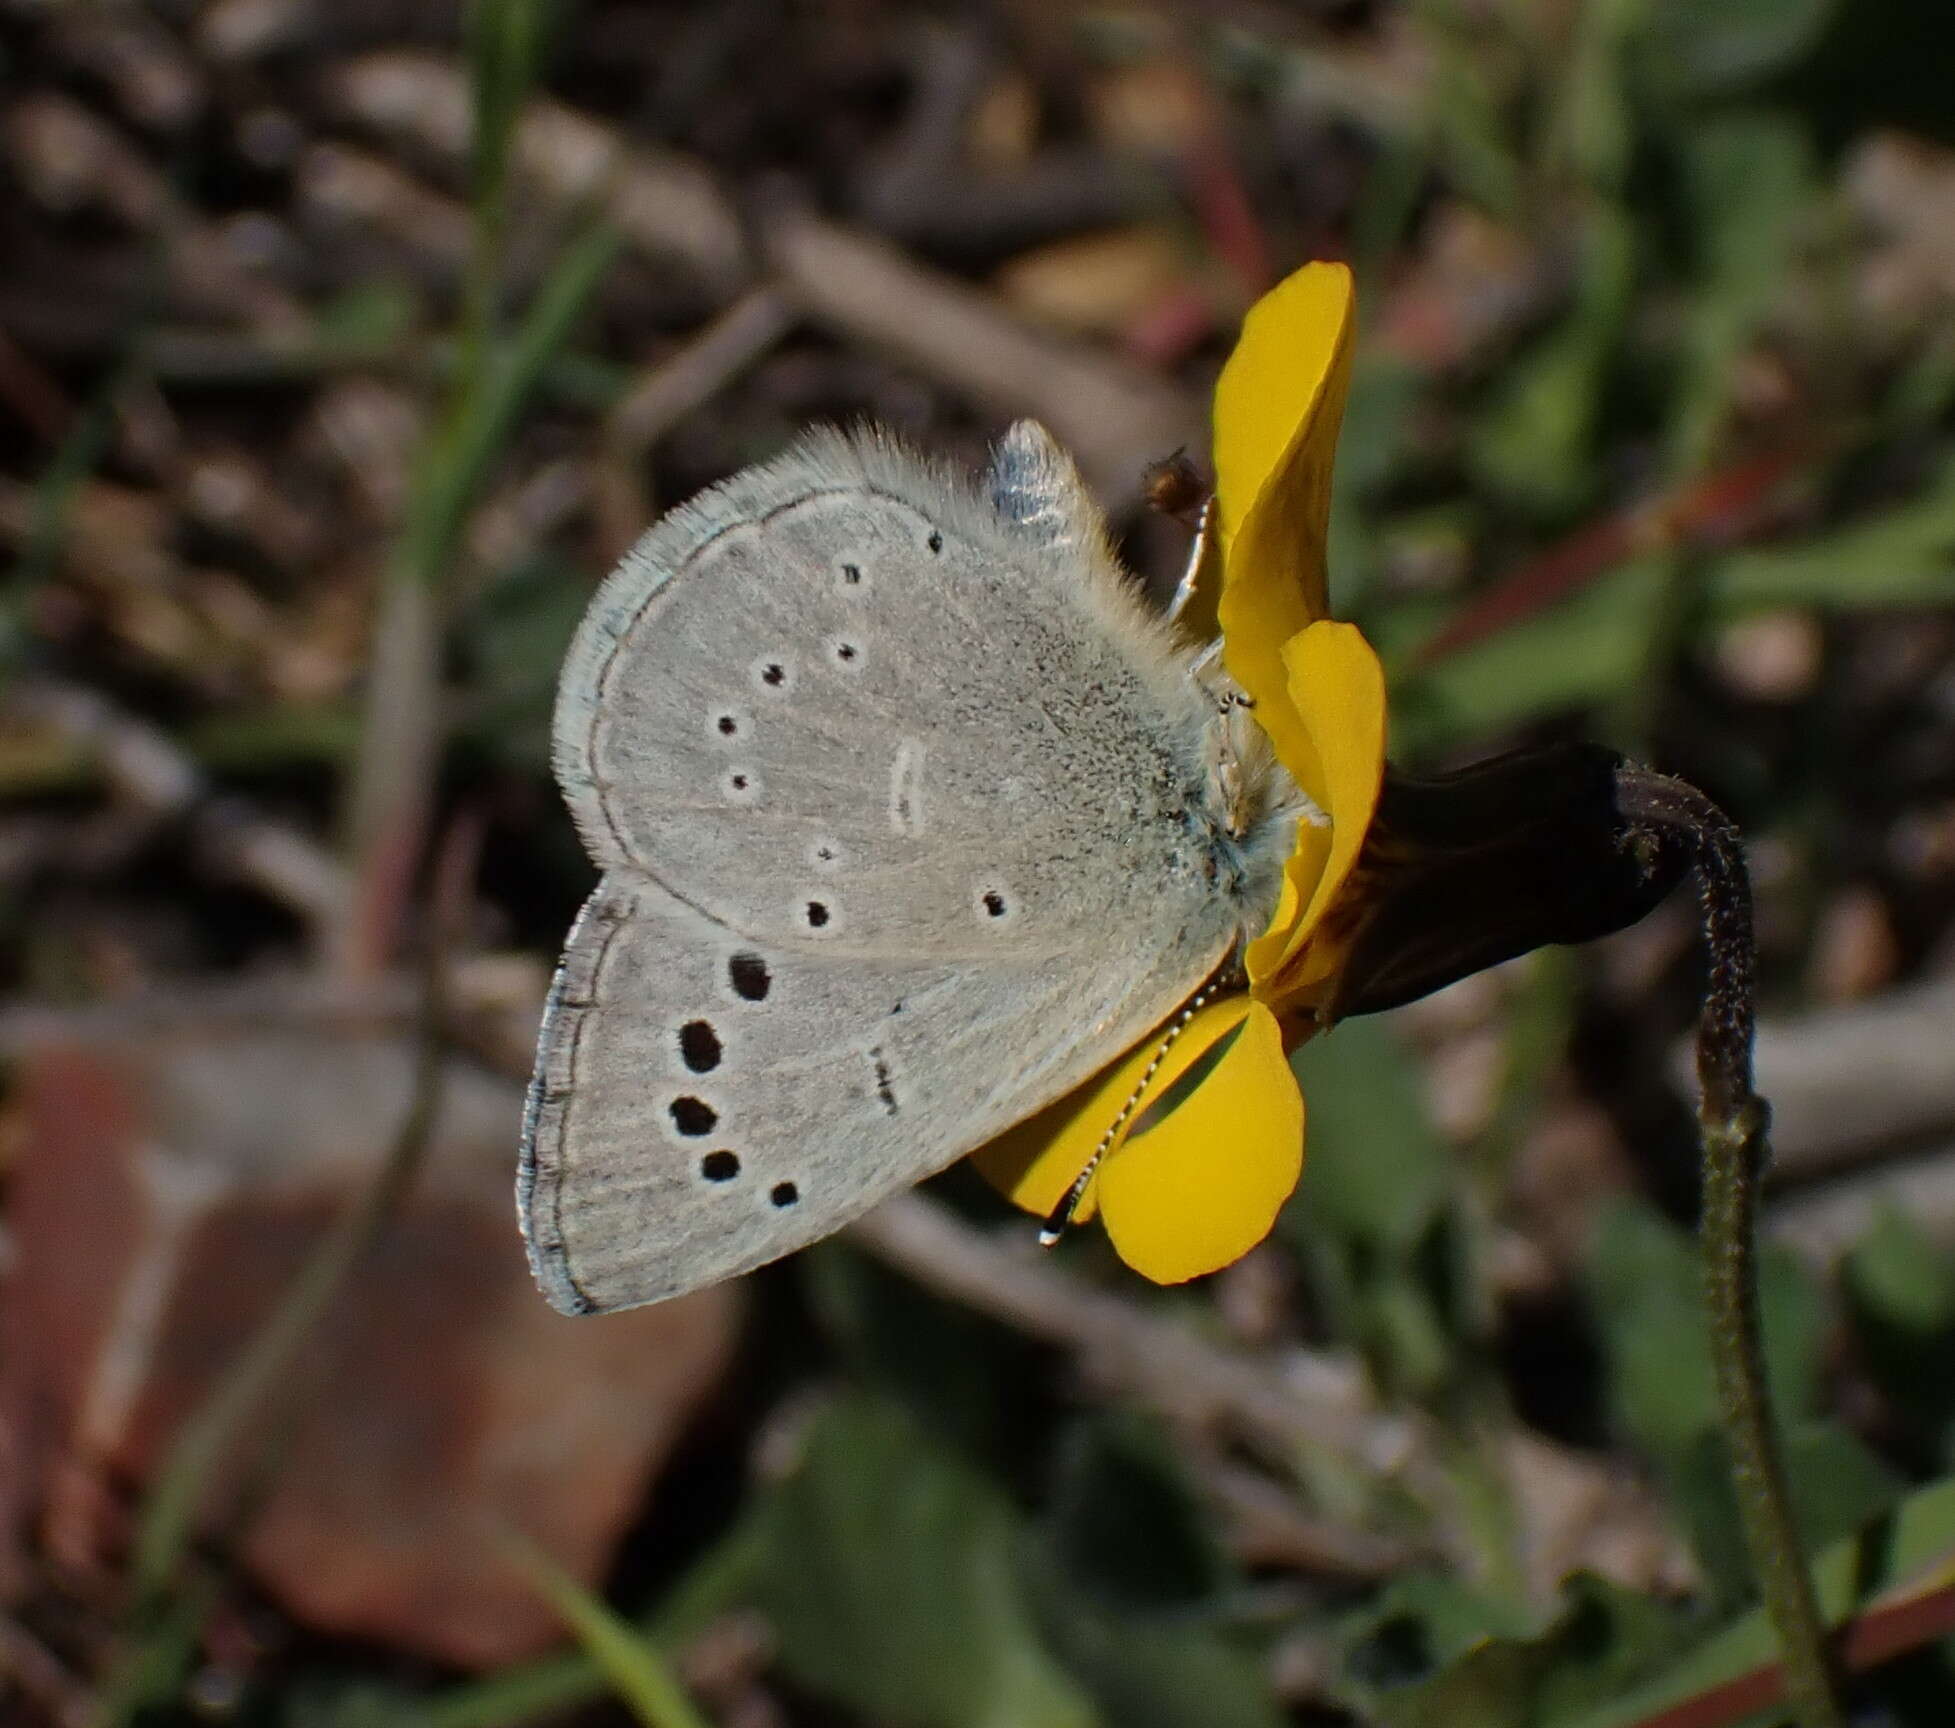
xmin=670 ymin=1096 xmax=718 ymax=1136
xmin=678 ymin=1020 xmax=722 ymax=1072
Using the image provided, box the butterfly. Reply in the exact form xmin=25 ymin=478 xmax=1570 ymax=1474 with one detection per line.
xmin=519 ymin=421 xmax=1307 ymax=1312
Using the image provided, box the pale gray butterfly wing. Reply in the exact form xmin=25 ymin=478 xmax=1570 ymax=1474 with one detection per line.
xmin=522 ymin=871 xmax=1209 ymax=1312
xmin=521 ymin=423 xmax=1244 ymax=1314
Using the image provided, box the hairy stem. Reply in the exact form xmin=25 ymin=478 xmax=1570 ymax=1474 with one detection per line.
xmin=1615 ymin=769 xmax=1843 ymax=1728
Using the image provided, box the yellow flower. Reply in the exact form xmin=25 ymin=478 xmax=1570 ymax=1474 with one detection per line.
xmin=973 ymin=262 xmax=1389 ymax=1285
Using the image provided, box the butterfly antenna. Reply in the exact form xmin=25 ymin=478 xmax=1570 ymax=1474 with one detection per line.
xmin=1038 ymin=977 xmax=1227 ymax=1247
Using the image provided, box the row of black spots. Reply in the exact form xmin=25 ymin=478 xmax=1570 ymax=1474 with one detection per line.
xmin=711 ymin=685 xmax=760 ymax=803
xmin=697 ymin=1148 xmax=799 ymax=1207
xmin=677 ymin=974 xmax=791 ymax=1204
xmin=728 ymin=634 xmax=852 ymax=680
xmin=715 ymin=640 xmax=824 ymax=806
xmin=711 ymin=654 xmax=797 ymax=746
xmin=683 ymin=957 xmax=754 ymax=1185
xmin=840 ymin=533 xmax=937 ymax=590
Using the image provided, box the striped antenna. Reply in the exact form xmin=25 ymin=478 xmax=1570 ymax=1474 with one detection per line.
xmin=1037 ymin=976 xmax=1228 ymax=1247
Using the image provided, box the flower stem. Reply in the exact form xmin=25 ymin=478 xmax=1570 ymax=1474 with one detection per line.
xmin=1614 ymin=769 xmax=1844 ymax=1728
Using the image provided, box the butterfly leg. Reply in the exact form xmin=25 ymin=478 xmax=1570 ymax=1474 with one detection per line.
xmin=1200 ymin=685 xmax=1259 ymax=839
xmin=1164 ymin=497 xmax=1220 ymax=626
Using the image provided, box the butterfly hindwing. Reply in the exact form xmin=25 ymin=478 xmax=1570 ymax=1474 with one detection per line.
xmin=523 ymin=871 xmax=1221 ymax=1311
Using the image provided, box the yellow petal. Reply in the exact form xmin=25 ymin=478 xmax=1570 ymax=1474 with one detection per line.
xmin=1212 ymin=262 xmax=1357 ymax=773
xmin=971 ymin=993 xmax=1265 ymax=1230
xmin=1098 ymin=1000 xmax=1302 ymax=1284
xmin=1245 ymin=620 xmax=1387 ymax=997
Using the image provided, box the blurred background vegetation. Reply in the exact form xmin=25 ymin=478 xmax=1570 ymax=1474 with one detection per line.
xmin=5 ymin=1 xmax=1955 ymax=1725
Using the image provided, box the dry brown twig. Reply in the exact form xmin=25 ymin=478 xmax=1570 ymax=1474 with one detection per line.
xmin=1673 ymin=972 xmax=1955 ymax=1264
xmin=1771 ymin=1141 xmax=1955 ymax=1265
xmin=8 ymin=678 xmax=349 ymax=931
xmin=1198 ymin=1455 xmax=1421 ymax=1577
xmin=327 ymin=52 xmax=746 ymax=290
xmin=764 ymin=210 xmax=1200 ymax=504
xmin=1739 ymin=971 xmax=1955 ymax=1178
xmin=851 ymin=1187 xmax=1697 ymax=1597
xmin=6 ymin=93 xmax=305 ymax=336
xmin=606 ymin=287 xmax=799 ymax=452
xmin=594 ymin=285 xmax=800 ymax=559
xmin=847 ymin=1193 xmax=1450 ymax=1523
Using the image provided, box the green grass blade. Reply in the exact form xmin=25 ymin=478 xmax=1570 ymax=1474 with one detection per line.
xmin=500 ymin=1536 xmax=713 ymax=1728
xmin=418 ymin=1514 xmax=768 ymax=1728
xmin=397 ymin=216 xmax=621 ymax=590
